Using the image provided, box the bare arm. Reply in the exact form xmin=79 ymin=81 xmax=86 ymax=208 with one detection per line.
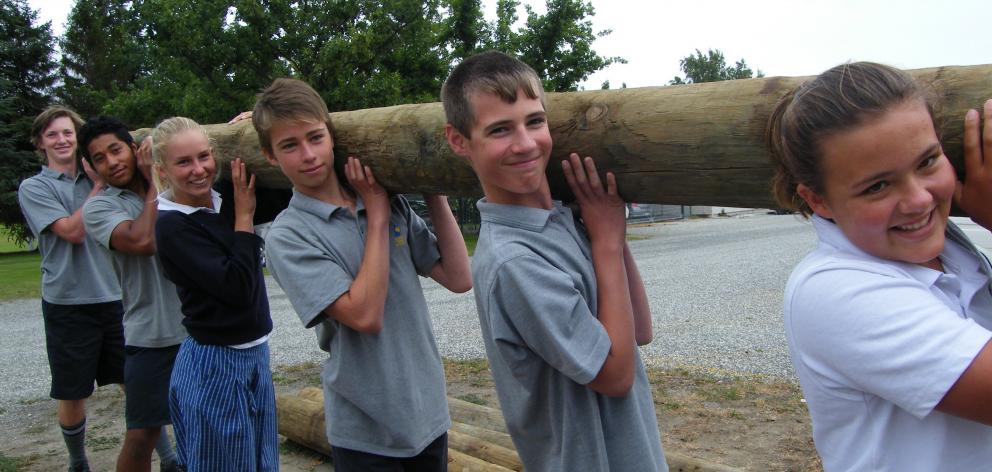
xmin=936 ymin=339 xmax=992 ymax=425
xmin=107 ymin=139 xmax=157 ymax=255
xmin=954 ymin=99 xmax=992 ymax=231
xmin=425 ymin=195 xmax=472 ymax=293
xmin=563 ymin=153 xmax=636 ymax=397
xmin=50 ymin=160 xmax=105 ymax=244
xmin=624 ymin=242 xmax=653 ymax=345
xmin=322 ymin=157 xmax=391 ymax=334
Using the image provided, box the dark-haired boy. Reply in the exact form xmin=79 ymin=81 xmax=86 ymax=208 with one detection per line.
xmin=256 ymin=78 xmax=472 ymax=471
xmin=442 ymin=51 xmax=667 ymax=471
xmin=79 ymin=116 xmax=185 ymax=472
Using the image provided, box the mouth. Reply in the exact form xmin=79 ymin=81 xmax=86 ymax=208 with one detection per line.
xmin=891 ymin=210 xmax=934 ymax=235
xmin=506 ymin=156 xmax=541 ymax=169
xmin=111 ymin=168 xmax=128 ymax=180
xmin=188 ymin=177 xmax=210 ymax=188
xmin=301 ymin=164 xmax=324 ymax=175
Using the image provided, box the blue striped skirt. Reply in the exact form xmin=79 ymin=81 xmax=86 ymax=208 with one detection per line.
xmin=169 ymin=337 xmax=278 ymax=471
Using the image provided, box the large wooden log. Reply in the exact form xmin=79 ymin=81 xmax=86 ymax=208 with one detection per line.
xmin=282 ymin=388 xmax=744 ymax=472
xmin=136 ymin=64 xmax=990 ymax=208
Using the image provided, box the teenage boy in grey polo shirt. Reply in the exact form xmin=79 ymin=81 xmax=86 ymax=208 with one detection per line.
xmin=442 ymin=52 xmax=667 ymax=471
xmin=254 ymin=78 xmax=471 ymax=470
xmin=78 ymin=116 xmax=184 ymax=472
xmin=18 ymin=106 xmax=124 ymax=472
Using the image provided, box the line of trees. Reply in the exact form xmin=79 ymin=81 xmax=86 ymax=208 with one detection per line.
xmin=0 ymin=0 xmax=623 ymax=243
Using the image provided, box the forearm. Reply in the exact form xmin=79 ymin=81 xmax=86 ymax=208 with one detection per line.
xmin=426 ymin=196 xmax=471 ymax=292
xmin=624 ymin=242 xmax=653 ymax=345
xmin=325 ymin=218 xmax=390 ymax=333
xmin=586 ymin=242 xmax=636 ymax=397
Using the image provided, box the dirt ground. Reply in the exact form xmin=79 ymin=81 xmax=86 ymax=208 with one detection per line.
xmin=0 ymin=359 xmax=821 ymax=471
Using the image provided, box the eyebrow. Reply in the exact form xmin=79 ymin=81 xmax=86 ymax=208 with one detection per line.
xmin=851 ymin=143 xmax=942 ymax=189
xmin=482 ymin=111 xmax=547 ymax=133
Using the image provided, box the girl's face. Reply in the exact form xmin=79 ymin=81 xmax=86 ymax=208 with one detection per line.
xmin=799 ymin=99 xmax=955 ymax=270
xmin=38 ymin=116 xmax=78 ymax=166
xmin=157 ymin=129 xmax=217 ymax=208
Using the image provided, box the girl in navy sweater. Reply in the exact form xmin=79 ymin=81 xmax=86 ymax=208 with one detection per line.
xmin=151 ymin=117 xmax=276 ymax=471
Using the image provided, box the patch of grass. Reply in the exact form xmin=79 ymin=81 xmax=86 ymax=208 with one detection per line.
xmin=463 ymin=234 xmax=478 ymax=256
xmin=0 ymin=251 xmax=40 ymax=301
xmin=0 ymin=452 xmax=23 ymax=472
xmin=699 ymin=384 xmax=744 ymax=402
xmin=87 ymin=434 xmax=120 ymax=451
xmin=0 ymin=227 xmax=30 ymax=254
xmin=456 ymin=393 xmax=487 ymax=406
xmin=626 ymin=234 xmax=651 ymax=241
xmin=443 ymin=358 xmax=490 ymax=378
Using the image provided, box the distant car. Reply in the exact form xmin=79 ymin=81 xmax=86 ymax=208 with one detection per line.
xmin=627 ymin=203 xmax=650 ymax=221
xmin=404 ymin=195 xmax=433 ymax=230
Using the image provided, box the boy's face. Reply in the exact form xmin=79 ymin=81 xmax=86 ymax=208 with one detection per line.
xmin=87 ymin=133 xmax=138 ymax=189
xmin=446 ymin=88 xmax=552 ymax=207
xmin=262 ymin=119 xmax=336 ymax=196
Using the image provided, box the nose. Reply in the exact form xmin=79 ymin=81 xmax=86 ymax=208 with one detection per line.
xmin=300 ymin=142 xmax=317 ymax=162
xmin=510 ymin=126 xmax=538 ymax=154
xmin=898 ymin=177 xmax=934 ymax=214
xmin=191 ymin=159 xmax=207 ymax=176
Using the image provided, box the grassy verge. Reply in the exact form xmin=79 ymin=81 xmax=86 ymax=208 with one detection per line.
xmin=0 ymin=252 xmax=40 ymax=301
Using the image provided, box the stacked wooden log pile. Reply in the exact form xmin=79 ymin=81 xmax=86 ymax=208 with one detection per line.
xmin=277 ymin=387 xmax=742 ymax=471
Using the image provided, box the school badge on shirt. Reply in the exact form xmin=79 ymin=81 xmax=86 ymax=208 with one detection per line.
xmin=393 ymin=226 xmax=406 ymax=247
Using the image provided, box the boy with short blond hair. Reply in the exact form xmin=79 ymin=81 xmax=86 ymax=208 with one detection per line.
xmin=256 ymin=78 xmax=471 ymax=471
xmin=442 ymin=51 xmax=667 ymax=471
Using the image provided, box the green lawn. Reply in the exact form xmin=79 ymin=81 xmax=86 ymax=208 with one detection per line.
xmin=0 ymin=251 xmax=40 ymax=301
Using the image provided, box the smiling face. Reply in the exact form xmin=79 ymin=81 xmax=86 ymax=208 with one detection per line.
xmin=157 ymin=129 xmax=216 ymax=208
xmin=261 ymin=118 xmax=337 ymax=199
xmin=446 ymin=88 xmax=553 ymax=208
xmin=38 ymin=116 xmax=78 ymax=168
xmin=798 ymin=99 xmax=955 ymax=269
xmin=87 ymin=133 xmax=138 ymax=190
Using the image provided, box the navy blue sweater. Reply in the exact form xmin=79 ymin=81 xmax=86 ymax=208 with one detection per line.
xmin=156 ymin=209 xmax=272 ymax=345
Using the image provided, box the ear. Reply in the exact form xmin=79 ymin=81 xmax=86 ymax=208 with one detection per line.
xmin=444 ymin=124 xmax=471 ymax=159
xmin=797 ymin=183 xmax=833 ymax=219
xmin=261 ymin=147 xmax=279 ymax=167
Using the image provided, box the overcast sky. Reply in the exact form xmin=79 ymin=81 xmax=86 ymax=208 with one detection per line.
xmin=28 ymin=0 xmax=992 ymax=89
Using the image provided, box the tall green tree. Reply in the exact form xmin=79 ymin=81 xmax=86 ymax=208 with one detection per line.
xmin=669 ymin=48 xmax=763 ymax=85
xmin=58 ymin=0 xmax=146 ymax=119
xmin=0 ymin=0 xmax=58 ymax=243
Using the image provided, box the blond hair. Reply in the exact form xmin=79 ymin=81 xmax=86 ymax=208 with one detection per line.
xmin=150 ymin=116 xmax=215 ymax=192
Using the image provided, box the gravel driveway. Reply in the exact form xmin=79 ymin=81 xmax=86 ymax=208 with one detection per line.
xmin=0 ymin=213 xmax=824 ymax=409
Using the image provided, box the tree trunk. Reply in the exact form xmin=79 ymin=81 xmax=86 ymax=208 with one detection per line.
xmin=135 ymin=64 xmax=990 ymax=209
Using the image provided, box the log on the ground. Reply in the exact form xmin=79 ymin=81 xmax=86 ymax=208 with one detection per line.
xmin=135 ymin=64 xmax=990 ymax=208
xmin=276 ymin=390 xmax=514 ymax=471
xmin=279 ymin=388 xmax=744 ymax=472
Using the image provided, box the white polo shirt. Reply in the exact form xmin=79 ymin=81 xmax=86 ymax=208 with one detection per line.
xmin=784 ymin=216 xmax=992 ymax=472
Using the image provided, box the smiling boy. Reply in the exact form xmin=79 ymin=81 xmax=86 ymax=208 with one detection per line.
xmin=79 ymin=116 xmax=185 ymax=472
xmin=442 ymin=51 xmax=667 ymax=471
xmin=257 ymin=78 xmax=471 ymax=471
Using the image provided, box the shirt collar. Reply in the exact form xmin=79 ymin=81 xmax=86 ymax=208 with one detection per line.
xmin=41 ymin=165 xmax=83 ymax=182
xmin=288 ymin=189 xmax=364 ymax=221
xmin=156 ymin=189 xmax=222 ymax=214
xmin=477 ymin=198 xmax=569 ymax=232
xmin=813 ymin=214 xmax=943 ymax=287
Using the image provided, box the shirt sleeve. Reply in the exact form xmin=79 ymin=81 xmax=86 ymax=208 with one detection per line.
xmin=264 ymin=225 xmax=353 ymax=329
xmin=17 ymin=178 xmax=70 ymax=237
xmin=155 ymin=211 xmax=264 ymax=308
xmin=487 ymin=254 xmax=611 ymax=385
xmin=395 ymin=196 xmax=440 ymax=277
xmin=788 ymin=265 xmax=992 ymax=418
xmin=82 ymin=196 xmax=131 ymax=250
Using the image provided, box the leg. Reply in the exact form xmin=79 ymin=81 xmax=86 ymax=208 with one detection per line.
xmin=57 ymin=398 xmax=86 ymax=428
xmin=116 ymin=427 xmax=160 ymax=472
xmin=251 ymin=343 xmax=279 ymax=472
xmin=154 ymin=427 xmax=180 ymax=472
xmin=58 ymin=400 xmax=89 ymax=472
xmin=331 ymin=446 xmax=404 ymax=472
xmin=401 ymin=433 xmax=448 ymax=472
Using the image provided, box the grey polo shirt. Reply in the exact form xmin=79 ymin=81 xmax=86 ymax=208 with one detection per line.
xmin=265 ymin=191 xmax=450 ymax=457
xmin=17 ymin=167 xmax=120 ymax=304
xmin=82 ymin=186 xmax=186 ymax=348
xmin=472 ymin=199 xmax=667 ymax=472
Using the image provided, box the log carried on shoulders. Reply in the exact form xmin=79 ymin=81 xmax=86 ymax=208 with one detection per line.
xmin=135 ymin=64 xmax=990 ymax=209
xmin=278 ymin=388 xmax=743 ymax=472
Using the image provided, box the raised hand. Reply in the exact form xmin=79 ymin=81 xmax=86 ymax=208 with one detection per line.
xmin=345 ymin=156 xmax=389 ymax=224
xmin=561 ymin=153 xmax=626 ymax=247
xmin=81 ymin=158 xmax=106 ymax=192
xmin=955 ymin=99 xmax=992 ymax=231
xmin=231 ymin=158 xmax=256 ymax=232
xmin=136 ymin=136 xmax=155 ymax=191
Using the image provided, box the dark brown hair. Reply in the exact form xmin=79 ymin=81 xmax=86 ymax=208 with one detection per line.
xmin=31 ymin=106 xmax=84 ymax=163
xmin=441 ymin=51 xmax=546 ymax=137
xmin=253 ymin=78 xmax=335 ymax=153
xmin=766 ymin=62 xmax=936 ymax=216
